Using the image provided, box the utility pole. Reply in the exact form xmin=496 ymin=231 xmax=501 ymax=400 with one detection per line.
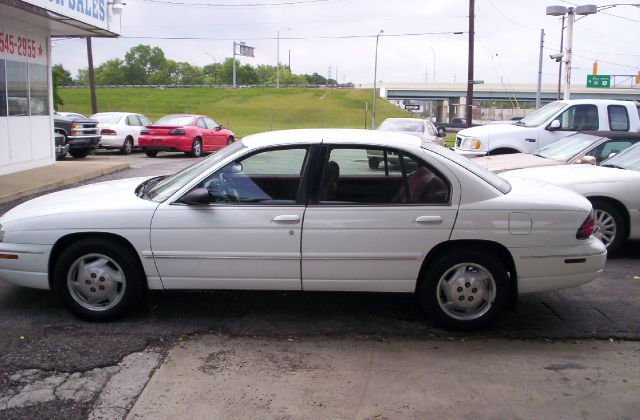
xmin=86 ymin=37 xmax=97 ymax=114
xmin=232 ymin=41 xmax=237 ymax=88
xmin=535 ymin=29 xmax=544 ymax=109
xmin=557 ymin=15 xmax=565 ymax=100
xmin=465 ymin=0 xmax=475 ymax=128
xmin=288 ymin=50 xmax=291 ymax=73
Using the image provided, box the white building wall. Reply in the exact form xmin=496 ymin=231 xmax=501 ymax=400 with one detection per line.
xmin=0 ymin=17 xmax=53 ymax=176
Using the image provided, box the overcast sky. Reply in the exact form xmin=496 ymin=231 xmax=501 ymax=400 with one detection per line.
xmin=51 ymin=0 xmax=640 ymax=86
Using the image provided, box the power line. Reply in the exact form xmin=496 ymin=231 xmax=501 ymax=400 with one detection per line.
xmin=137 ymin=0 xmax=332 ymax=8
xmin=119 ymin=31 xmax=467 ymax=41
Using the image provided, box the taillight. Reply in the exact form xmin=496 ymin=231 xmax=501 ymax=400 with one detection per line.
xmin=101 ymin=129 xmax=116 ymax=135
xmin=140 ymin=128 xmax=149 ymax=135
xmin=576 ymin=209 xmax=595 ymax=239
xmin=168 ymin=128 xmax=185 ymax=135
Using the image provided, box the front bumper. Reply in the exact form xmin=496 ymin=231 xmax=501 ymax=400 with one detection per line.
xmin=66 ymin=135 xmax=101 ymax=150
xmin=0 ymin=243 xmax=52 ymax=290
xmin=452 ymin=148 xmax=487 ymax=158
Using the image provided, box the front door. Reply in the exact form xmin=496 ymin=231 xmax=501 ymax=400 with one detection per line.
xmin=301 ymin=146 xmax=460 ymax=293
xmin=150 ymin=146 xmax=311 ymax=290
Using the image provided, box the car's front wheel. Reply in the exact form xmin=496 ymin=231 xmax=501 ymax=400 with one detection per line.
xmin=53 ymin=238 xmax=145 ymax=321
xmin=590 ymin=199 xmax=625 ymax=254
xmin=418 ymin=250 xmax=510 ymax=330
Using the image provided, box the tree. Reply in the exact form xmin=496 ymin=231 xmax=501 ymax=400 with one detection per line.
xmin=304 ymin=72 xmax=327 ymax=85
xmin=95 ymin=59 xmax=127 ymax=85
xmin=218 ymin=58 xmax=258 ymax=85
xmin=75 ymin=68 xmax=89 ymax=86
xmin=124 ymin=44 xmax=167 ymax=84
xmin=51 ymin=64 xmax=72 ymax=110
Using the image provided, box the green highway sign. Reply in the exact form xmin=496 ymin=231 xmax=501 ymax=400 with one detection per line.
xmin=586 ymin=75 xmax=611 ymax=88
xmin=472 ymin=80 xmax=484 ymax=84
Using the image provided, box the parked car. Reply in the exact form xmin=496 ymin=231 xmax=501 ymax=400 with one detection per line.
xmin=138 ymin=114 xmax=235 ymax=158
xmin=0 ymin=129 xmax=606 ymax=330
xmin=436 ymin=117 xmax=477 ymax=134
xmin=370 ymin=117 xmax=445 ymax=169
xmin=54 ymin=132 xmax=68 ymax=161
xmin=502 ymin=142 xmax=640 ymax=254
xmin=474 ymin=131 xmax=640 ymax=173
xmin=53 ymin=112 xmax=101 ymax=159
xmin=454 ymin=99 xmax=640 ymax=157
xmin=91 ymin=112 xmax=153 ymax=155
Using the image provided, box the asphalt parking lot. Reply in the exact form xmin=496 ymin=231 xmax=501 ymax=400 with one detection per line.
xmin=0 ymin=150 xmax=639 ymax=419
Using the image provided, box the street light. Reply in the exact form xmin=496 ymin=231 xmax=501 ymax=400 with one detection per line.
xmin=276 ymin=28 xmax=291 ymax=88
xmin=371 ymin=29 xmax=384 ymax=129
xmin=546 ymin=4 xmax=598 ymax=99
xmin=429 ymin=47 xmax=436 ymax=83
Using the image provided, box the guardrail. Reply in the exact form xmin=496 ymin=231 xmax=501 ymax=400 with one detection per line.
xmin=59 ymin=84 xmax=356 ymax=89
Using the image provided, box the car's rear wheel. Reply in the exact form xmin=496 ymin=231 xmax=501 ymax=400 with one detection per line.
xmin=590 ymin=199 xmax=624 ymax=254
xmin=69 ymin=148 xmax=91 ymax=159
xmin=189 ymin=138 xmax=202 ymax=158
xmin=121 ymin=137 xmax=134 ymax=155
xmin=145 ymin=150 xmax=158 ymax=157
xmin=53 ymin=238 xmax=145 ymax=321
xmin=368 ymin=157 xmax=380 ymax=169
xmin=418 ymin=250 xmax=510 ymax=330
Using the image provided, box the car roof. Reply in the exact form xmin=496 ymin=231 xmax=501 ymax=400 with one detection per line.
xmin=242 ymin=129 xmax=424 ymax=149
xmin=579 ymin=131 xmax=640 ymax=140
xmin=92 ymin=112 xmax=137 ymax=116
xmin=381 ymin=118 xmax=426 ymax=122
xmin=555 ymin=99 xmax=635 ymax=106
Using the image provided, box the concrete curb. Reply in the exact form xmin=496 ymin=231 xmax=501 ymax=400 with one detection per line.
xmin=0 ymin=161 xmax=130 ymax=205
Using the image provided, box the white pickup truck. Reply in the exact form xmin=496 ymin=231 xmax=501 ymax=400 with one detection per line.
xmin=454 ymin=99 xmax=640 ymax=156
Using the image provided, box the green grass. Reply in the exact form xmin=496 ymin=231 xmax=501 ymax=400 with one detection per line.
xmin=60 ymin=87 xmax=412 ymax=138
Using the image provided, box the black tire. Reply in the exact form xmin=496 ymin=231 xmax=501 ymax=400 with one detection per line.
xmin=55 ymin=152 xmax=67 ymax=161
xmin=189 ymin=138 xmax=202 ymax=158
xmin=368 ymin=157 xmax=380 ymax=169
xmin=145 ymin=150 xmax=159 ymax=157
xmin=590 ymin=199 xmax=625 ymax=255
xmin=121 ymin=137 xmax=134 ymax=155
xmin=226 ymin=136 xmax=234 ymax=146
xmin=437 ymin=127 xmax=446 ymax=137
xmin=69 ymin=148 xmax=91 ymax=159
xmin=53 ymin=238 xmax=145 ymax=321
xmin=417 ymin=250 xmax=511 ymax=331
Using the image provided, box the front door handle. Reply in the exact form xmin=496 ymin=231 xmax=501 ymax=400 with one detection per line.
xmin=525 ymin=138 xmax=536 ymax=142
xmin=416 ymin=216 xmax=442 ymax=224
xmin=272 ymin=215 xmax=301 ymax=223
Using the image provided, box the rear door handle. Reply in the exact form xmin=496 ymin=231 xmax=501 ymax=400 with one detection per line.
xmin=272 ymin=215 xmax=301 ymax=223
xmin=416 ymin=216 xmax=442 ymax=224
xmin=525 ymin=138 xmax=536 ymax=142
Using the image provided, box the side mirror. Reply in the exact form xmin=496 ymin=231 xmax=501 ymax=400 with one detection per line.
xmin=231 ymin=163 xmax=243 ymax=174
xmin=575 ymin=155 xmax=596 ymax=165
xmin=216 ymin=125 xmax=224 ymax=131
xmin=547 ymin=120 xmax=561 ymax=131
xmin=180 ymin=188 xmax=211 ymax=205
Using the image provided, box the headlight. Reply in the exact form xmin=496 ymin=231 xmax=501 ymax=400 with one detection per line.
xmin=460 ymin=137 xmax=482 ymax=150
xmin=0 ymin=224 xmax=4 ymax=242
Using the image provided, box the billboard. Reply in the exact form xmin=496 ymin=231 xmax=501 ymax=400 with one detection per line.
xmin=20 ymin=0 xmax=112 ymax=31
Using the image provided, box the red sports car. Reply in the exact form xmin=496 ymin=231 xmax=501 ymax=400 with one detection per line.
xmin=138 ymin=114 xmax=235 ymax=158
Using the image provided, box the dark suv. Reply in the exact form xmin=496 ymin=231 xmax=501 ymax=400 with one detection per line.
xmin=54 ymin=112 xmax=101 ymax=160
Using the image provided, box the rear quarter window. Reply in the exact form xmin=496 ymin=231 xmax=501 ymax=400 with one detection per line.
xmin=608 ymin=105 xmax=630 ymax=131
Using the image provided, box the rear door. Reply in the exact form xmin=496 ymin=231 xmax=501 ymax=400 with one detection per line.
xmin=301 ymin=145 xmax=460 ymax=293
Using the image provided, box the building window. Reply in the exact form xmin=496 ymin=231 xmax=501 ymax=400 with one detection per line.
xmin=29 ymin=63 xmax=49 ymax=116
xmin=6 ymin=61 xmax=28 ymax=116
xmin=0 ymin=59 xmax=7 ymax=117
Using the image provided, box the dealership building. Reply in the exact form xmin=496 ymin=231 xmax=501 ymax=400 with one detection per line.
xmin=0 ymin=0 xmax=120 ymax=176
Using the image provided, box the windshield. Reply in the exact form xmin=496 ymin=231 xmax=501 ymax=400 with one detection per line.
xmin=422 ymin=142 xmax=511 ymax=194
xmin=535 ymin=133 xmax=598 ymax=161
xmin=91 ymin=114 xmax=123 ymax=124
xmin=154 ymin=115 xmax=195 ymax=126
xmin=600 ymin=142 xmax=640 ymax=171
xmin=146 ymin=141 xmax=246 ymax=202
xmin=379 ymin=119 xmax=424 ymax=133
xmin=518 ymin=102 xmax=566 ymax=127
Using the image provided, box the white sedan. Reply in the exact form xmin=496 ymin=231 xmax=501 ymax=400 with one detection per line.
xmin=91 ymin=112 xmax=153 ymax=155
xmin=0 ymin=129 xmax=606 ymax=330
xmin=503 ymin=142 xmax=640 ymax=254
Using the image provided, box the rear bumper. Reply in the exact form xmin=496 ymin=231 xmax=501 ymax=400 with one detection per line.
xmin=139 ymin=136 xmax=191 ymax=152
xmin=99 ymin=134 xmax=127 ymax=148
xmin=512 ymin=238 xmax=607 ymax=294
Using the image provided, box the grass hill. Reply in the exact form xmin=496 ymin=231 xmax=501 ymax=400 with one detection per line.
xmin=59 ymin=87 xmax=412 ymax=138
